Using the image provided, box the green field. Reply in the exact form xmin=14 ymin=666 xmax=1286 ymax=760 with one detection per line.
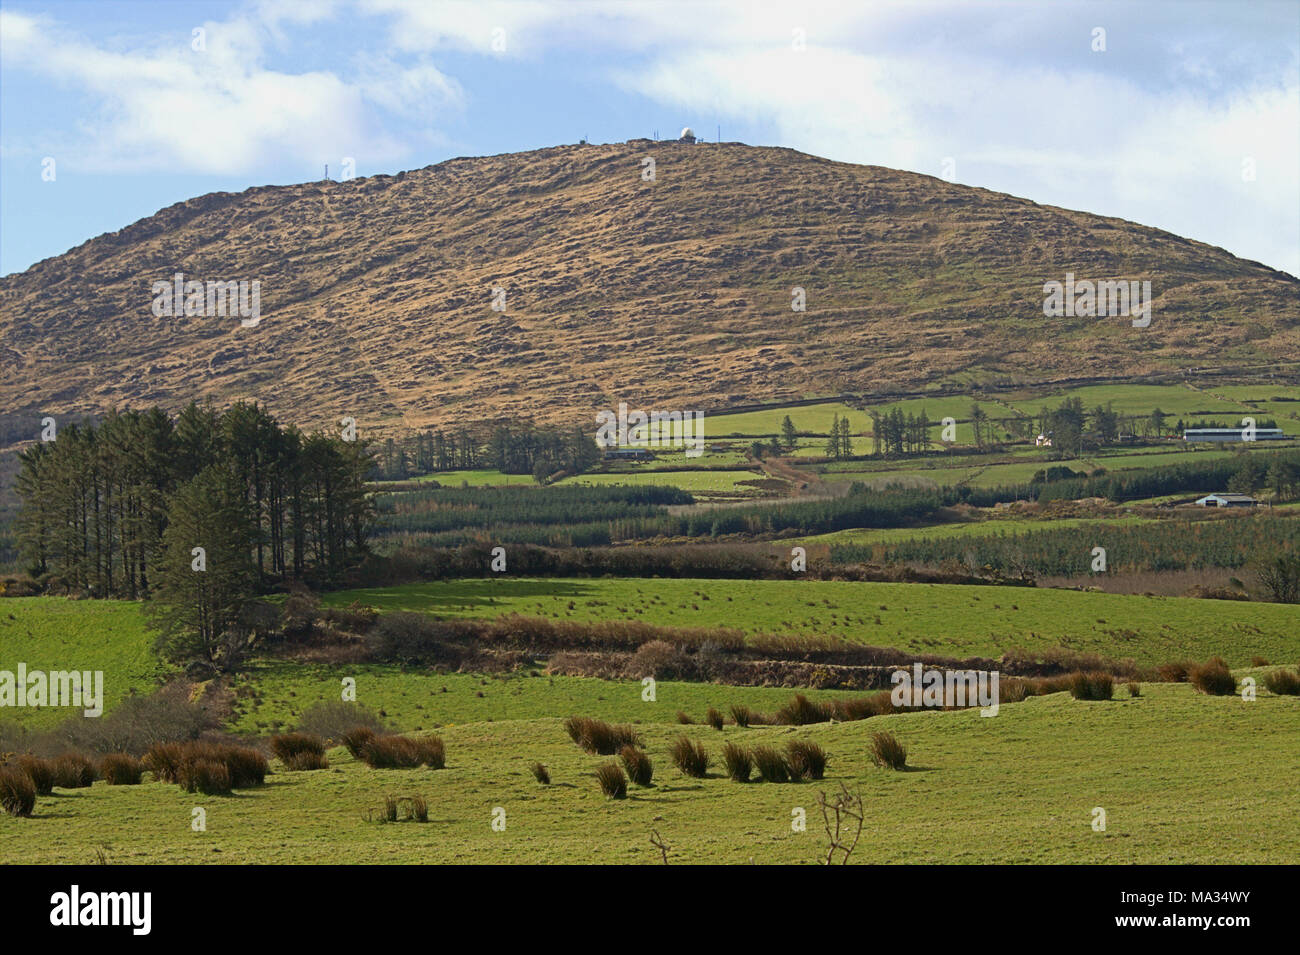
xmin=322 ymin=577 xmax=1300 ymax=667
xmin=0 ymin=599 xmax=166 ymax=727
xmin=557 ymin=468 xmax=770 ymax=495
xmin=5 ymin=683 xmax=1296 ymax=864
xmin=795 ymin=515 xmax=1157 ymax=549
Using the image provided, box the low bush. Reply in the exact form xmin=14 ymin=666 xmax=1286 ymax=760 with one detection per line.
xmin=785 ymin=741 xmax=827 ymax=780
xmin=99 ymin=753 xmax=143 ymax=785
xmin=729 ymin=705 xmax=751 ymax=728
xmin=705 ymin=708 xmax=724 ymax=730
xmin=1069 ymin=671 xmax=1114 ymax=701
xmin=595 ymin=762 xmax=627 ymax=799
xmin=341 ymin=726 xmax=378 ymax=759
xmin=52 ymin=753 xmax=96 ymax=788
xmin=1263 ymin=667 xmax=1300 ymax=696
xmin=530 ymin=762 xmax=550 ymax=784
xmin=620 ymin=745 xmax=653 ymax=787
xmin=142 ymin=741 xmax=267 ymax=790
xmin=869 ymin=731 xmax=907 ymax=770
xmin=0 ymin=765 xmax=36 ymax=817
xmin=751 ymin=745 xmax=790 ymax=783
xmin=178 ymin=758 xmax=231 ymax=795
xmin=358 ymin=734 xmax=444 ymax=769
xmin=14 ymin=755 xmax=53 ymax=795
xmin=721 ymin=742 xmax=752 ymax=782
xmin=296 ymin=701 xmax=387 ymax=742
xmin=774 ymin=694 xmax=830 ymax=725
xmin=563 ymin=716 xmax=641 ymax=755
xmin=1189 ymin=658 xmax=1236 ymax=696
xmin=1127 ymin=682 xmax=1141 ymax=698
xmin=271 ymin=733 xmax=328 ymax=770
xmin=670 ymin=736 xmax=709 ymax=778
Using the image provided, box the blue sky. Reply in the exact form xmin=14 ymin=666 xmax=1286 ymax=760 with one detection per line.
xmin=2 ymin=0 xmax=1297 ymax=277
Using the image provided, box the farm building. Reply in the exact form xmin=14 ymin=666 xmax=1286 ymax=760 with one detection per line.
xmin=1195 ymin=493 xmax=1258 ymax=507
xmin=1183 ymin=427 xmax=1288 ymax=443
xmin=603 ymin=448 xmax=652 ymax=460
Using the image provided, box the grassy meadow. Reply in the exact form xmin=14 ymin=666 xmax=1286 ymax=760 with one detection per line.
xmin=4 ymin=683 xmax=1297 ymax=864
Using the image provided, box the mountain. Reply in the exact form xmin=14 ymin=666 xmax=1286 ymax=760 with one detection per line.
xmin=2 ymin=140 xmax=1297 ymax=434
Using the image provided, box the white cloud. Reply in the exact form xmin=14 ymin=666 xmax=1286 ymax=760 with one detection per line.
xmin=0 ymin=6 xmax=457 ymax=175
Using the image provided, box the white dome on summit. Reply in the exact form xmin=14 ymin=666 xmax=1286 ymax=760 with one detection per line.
xmin=679 ymin=127 xmax=696 ymax=141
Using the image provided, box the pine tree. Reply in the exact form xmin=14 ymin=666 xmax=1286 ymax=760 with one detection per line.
xmin=781 ymin=415 xmax=798 ymax=452
xmin=839 ymin=416 xmax=853 ymax=457
xmin=147 ymin=466 xmax=258 ymax=670
xmin=826 ymin=415 xmax=841 ymax=458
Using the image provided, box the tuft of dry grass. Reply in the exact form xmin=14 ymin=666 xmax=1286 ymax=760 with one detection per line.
xmin=99 ymin=753 xmax=143 ymax=785
xmin=721 ymin=742 xmax=752 ymax=782
xmin=751 ymin=745 xmax=790 ymax=783
xmin=670 ymin=735 xmax=709 ymax=778
xmin=530 ymin=762 xmax=551 ymax=784
xmin=563 ymin=716 xmax=641 ymax=755
xmin=869 ymin=731 xmax=907 ymax=770
xmin=595 ymin=762 xmax=627 ymax=799
xmin=786 ymin=740 xmax=828 ymax=780
xmin=0 ymin=765 xmax=36 ymax=817
xmin=620 ymin=745 xmax=654 ymax=787
xmin=1189 ymin=657 xmax=1237 ymax=696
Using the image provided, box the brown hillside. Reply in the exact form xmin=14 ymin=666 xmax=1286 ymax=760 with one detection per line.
xmin=2 ymin=140 xmax=1296 ymax=433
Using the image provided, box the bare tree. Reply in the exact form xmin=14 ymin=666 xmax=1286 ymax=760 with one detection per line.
xmin=817 ymin=782 xmax=865 ymax=864
xmin=649 ymin=828 xmax=671 ymax=864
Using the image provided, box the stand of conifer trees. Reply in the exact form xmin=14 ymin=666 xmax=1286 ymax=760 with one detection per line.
xmin=15 ymin=401 xmax=373 ymax=596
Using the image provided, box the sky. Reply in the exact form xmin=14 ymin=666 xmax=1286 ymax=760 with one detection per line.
xmin=1 ymin=0 xmax=1298 ymax=277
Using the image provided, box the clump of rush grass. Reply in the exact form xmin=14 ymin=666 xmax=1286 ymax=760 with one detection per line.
xmin=670 ymin=735 xmax=709 ymax=778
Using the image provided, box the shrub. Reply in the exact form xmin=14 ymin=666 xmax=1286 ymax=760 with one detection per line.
xmin=828 ymin=692 xmax=894 ymax=721
xmin=286 ymin=750 xmax=329 ymax=771
xmin=359 ymin=736 xmax=420 ymax=768
xmin=341 ymin=726 xmax=378 ymax=759
xmin=1069 ymin=671 xmax=1114 ymax=701
xmin=221 ymin=745 xmax=269 ymax=787
xmin=563 ymin=716 xmax=641 ymax=755
xmin=298 ymin=702 xmax=387 ymax=742
xmin=52 ymin=753 xmax=96 ymax=788
xmin=670 ymin=735 xmax=709 ymax=778
xmin=142 ymin=742 xmax=186 ymax=782
xmin=271 ymin=733 xmax=326 ymax=762
xmin=869 ymin=731 xmax=907 ymax=770
xmin=1263 ymin=668 xmax=1300 ymax=696
xmin=751 ymin=745 xmax=790 ymax=783
xmin=620 ymin=745 xmax=653 ymax=787
xmin=1251 ymin=656 xmax=1270 ymax=667
xmin=729 ymin=705 xmax=751 ymax=728
xmin=530 ymin=762 xmax=551 ymax=784
xmin=178 ymin=758 xmax=231 ymax=795
xmin=774 ymin=693 xmax=830 ymax=725
xmin=675 ymin=711 xmax=694 ymax=725
xmin=414 ymin=736 xmax=446 ymax=770
xmin=99 ymin=753 xmax=143 ymax=785
xmin=411 ymin=794 xmax=429 ymax=823
xmin=1127 ymin=682 xmax=1141 ymax=698
xmin=786 ymin=741 xmax=827 ymax=780
xmin=705 ymin=707 xmax=724 ymax=730
xmin=595 ymin=762 xmax=627 ymax=799
xmin=383 ymin=795 xmax=399 ymax=822
xmin=1157 ymin=661 xmax=1193 ymax=683
xmin=359 ymin=734 xmax=443 ymax=769
xmin=1189 ymin=658 xmax=1236 ymax=696
xmin=721 ymin=742 xmax=752 ymax=782
xmin=15 ymin=755 xmax=53 ymax=796
xmin=143 ymin=741 xmax=266 ymax=789
xmin=0 ymin=765 xmax=36 ymax=817
xmin=627 ymin=639 xmax=693 ymax=680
